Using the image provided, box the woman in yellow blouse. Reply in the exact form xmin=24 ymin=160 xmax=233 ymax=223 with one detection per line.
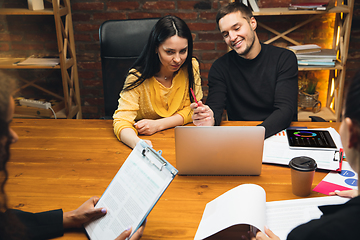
xmin=113 ymin=15 xmax=203 ymax=148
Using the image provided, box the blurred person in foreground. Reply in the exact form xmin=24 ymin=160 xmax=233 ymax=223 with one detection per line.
xmin=254 ymin=70 xmax=360 ymax=240
xmin=0 ymin=73 xmax=144 ymax=239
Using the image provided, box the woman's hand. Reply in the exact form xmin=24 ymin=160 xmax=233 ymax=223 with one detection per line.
xmin=134 ymin=112 xmax=184 ymax=136
xmin=115 ymin=221 xmax=146 ymax=240
xmin=115 ymin=226 xmax=145 ymax=240
xmin=329 ymin=189 xmax=358 ymax=198
xmin=255 ymin=227 xmax=280 ymax=240
xmin=63 ymin=196 xmax=106 ymax=229
xmin=135 ymin=119 xmax=161 ymax=135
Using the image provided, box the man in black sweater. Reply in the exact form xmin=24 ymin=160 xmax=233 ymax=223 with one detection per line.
xmin=191 ymin=2 xmax=298 ymax=138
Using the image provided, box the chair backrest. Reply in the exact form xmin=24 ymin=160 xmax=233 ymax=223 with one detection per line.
xmin=99 ymin=18 xmax=159 ymax=118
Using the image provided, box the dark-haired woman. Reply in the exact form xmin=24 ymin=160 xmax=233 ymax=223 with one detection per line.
xmin=113 ymin=15 xmax=203 ymax=148
xmin=255 ymin=71 xmax=360 ymax=240
xmin=0 ymin=74 xmax=144 ymax=240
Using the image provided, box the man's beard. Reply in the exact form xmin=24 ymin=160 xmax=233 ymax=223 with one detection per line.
xmin=237 ymin=31 xmax=256 ymax=57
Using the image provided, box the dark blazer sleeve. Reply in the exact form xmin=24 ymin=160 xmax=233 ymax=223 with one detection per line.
xmin=8 ymin=209 xmax=64 ymax=240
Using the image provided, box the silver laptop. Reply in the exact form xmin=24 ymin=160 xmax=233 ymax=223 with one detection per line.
xmin=175 ymin=126 xmax=265 ymax=175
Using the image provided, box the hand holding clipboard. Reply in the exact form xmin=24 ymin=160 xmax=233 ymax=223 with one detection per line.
xmin=85 ymin=140 xmax=178 ymax=240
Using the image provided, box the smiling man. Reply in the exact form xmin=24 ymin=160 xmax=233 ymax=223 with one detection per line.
xmin=191 ymin=2 xmax=298 ymax=138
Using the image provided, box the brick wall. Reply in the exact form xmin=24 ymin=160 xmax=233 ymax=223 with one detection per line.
xmin=0 ymin=0 xmax=359 ymax=119
xmin=70 ymin=0 xmax=224 ymax=118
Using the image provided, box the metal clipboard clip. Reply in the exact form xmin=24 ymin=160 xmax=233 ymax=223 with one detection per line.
xmin=333 ymin=148 xmax=344 ymax=172
xmin=142 ymin=147 xmax=166 ymax=171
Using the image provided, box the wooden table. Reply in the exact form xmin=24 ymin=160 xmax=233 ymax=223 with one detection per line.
xmin=7 ymin=120 xmax=341 ymax=239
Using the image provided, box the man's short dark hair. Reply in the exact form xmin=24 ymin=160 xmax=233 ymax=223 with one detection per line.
xmin=216 ymin=1 xmax=254 ymax=27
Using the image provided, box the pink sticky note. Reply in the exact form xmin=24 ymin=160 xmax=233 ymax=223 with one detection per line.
xmin=313 ymin=180 xmax=352 ymax=195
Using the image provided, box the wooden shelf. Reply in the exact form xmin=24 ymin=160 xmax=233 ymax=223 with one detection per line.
xmin=0 ymin=7 xmax=68 ymax=16
xmin=0 ymin=57 xmax=74 ymax=69
xmin=298 ymin=61 xmax=343 ymax=71
xmin=253 ymin=6 xmax=351 ymax=16
xmin=1 ymin=0 xmax=82 ymax=119
xmin=14 ymin=105 xmax=79 ymax=119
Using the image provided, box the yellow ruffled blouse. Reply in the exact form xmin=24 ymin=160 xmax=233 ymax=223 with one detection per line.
xmin=113 ymin=58 xmax=203 ymax=141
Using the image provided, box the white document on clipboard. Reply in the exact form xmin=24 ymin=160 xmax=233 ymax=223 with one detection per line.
xmin=262 ymin=128 xmax=343 ymax=171
xmin=85 ymin=140 xmax=178 ymax=240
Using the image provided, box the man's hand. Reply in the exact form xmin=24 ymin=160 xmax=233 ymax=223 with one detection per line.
xmin=191 ymin=101 xmax=215 ymax=126
xmin=63 ymin=196 xmax=106 ymax=229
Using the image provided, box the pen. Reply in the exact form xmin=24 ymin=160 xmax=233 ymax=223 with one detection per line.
xmin=190 ymin=88 xmax=199 ymax=107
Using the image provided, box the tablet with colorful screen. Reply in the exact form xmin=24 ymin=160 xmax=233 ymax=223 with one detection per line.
xmin=286 ymin=129 xmax=337 ymax=150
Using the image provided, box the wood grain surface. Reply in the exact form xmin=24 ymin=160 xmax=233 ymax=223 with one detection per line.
xmin=6 ymin=119 xmax=340 ymax=239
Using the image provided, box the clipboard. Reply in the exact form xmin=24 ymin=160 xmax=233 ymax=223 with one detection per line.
xmin=85 ymin=140 xmax=178 ymax=240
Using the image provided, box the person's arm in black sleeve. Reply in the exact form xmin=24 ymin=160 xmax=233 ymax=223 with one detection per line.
xmin=9 ymin=209 xmax=64 ymax=240
xmin=206 ymin=61 xmax=228 ymax=126
xmin=259 ymin=50 xmax=298 ymax=138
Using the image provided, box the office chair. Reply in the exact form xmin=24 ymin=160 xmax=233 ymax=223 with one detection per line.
xmin=99 ymin=18 xmax=159 ymax=119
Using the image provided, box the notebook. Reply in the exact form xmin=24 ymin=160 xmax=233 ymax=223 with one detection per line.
xmin=175 ymin=126 xmax=265 ymax=175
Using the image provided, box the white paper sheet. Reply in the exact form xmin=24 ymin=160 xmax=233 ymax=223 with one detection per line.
xmin=194 ymin=184 xmax=266 ymax=240
xmin=194 ymin=184 xmax=349 ymax=240
xmin=266 ymin=196 xmax=348 ymax=240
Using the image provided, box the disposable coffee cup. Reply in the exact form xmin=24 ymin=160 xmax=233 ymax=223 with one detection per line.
xmin=289 ymin=156 xmax=317 ymax=197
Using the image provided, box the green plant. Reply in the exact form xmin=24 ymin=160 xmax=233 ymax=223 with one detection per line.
xmin=299 ymin=73 xmax=318 ymax=94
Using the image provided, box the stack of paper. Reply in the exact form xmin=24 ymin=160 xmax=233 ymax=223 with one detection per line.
xmin=288 ymin=1 xmax=330 ymax=11
xmin=194 ymin=184 xmax=349 ymax=240
xmin=296 ymin=49 xmax=337 ymax=66
xmin=287 ymin=44 xmax=321 ymax=54
xmin=16 ymin=56 xmax=60 ymax=66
